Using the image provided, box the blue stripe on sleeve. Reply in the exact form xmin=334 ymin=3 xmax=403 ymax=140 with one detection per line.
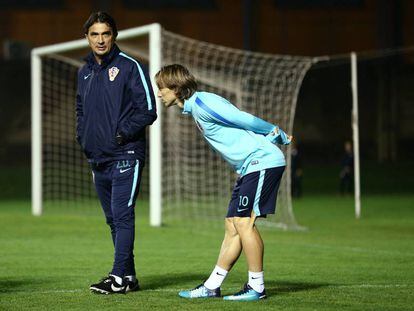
xmin=119 ymin=52 xmax=153 ymax=110
xmin=195 ymin=97 xmax=238 ymax=127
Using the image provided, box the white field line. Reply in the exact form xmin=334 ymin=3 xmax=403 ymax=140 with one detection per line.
xmin=327 ymin=284 xmax=412 ymax=289
xmin=6 ymin=284 xmax=412 ymax=295
xmin=296 ymin=243 xmax=414 ymax=257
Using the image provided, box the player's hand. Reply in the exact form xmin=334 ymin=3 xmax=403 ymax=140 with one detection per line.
xmin=266 ymin=127 xmax=291 ymax=145
xmin=270 ymin=127 xmax=279 ymax=136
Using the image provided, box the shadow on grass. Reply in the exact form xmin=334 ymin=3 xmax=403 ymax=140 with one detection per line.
xmin=139 ymin=273 xmax=331 ymax=296
xmin=0 ymin=276 xmax=331 ymax=297
xmin=0 ymin=278 xmax=47 ymax=293
xmin=265 ymin=280 xmax=331 ymax=295
xmin=141 ymin=273 xmax=206 ymax=290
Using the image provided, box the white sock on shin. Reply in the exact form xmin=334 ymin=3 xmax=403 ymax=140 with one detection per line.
xmin=248 ymin=271 xmax=264 ymax=293
xmin=203 ymin=265 xmax=228 ymax=290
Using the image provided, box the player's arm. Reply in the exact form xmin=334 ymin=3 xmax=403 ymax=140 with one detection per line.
xmin=117 ymin=63 xmax=157 ymax=144
xmin=204 ymin=99 xmax=291 ymax=145
xmin=233 ymin=110 xmax=292 ymax=144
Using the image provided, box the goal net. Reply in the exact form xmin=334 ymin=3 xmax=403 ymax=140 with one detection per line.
xmin=161 ymin=31 xmax=313 ymax=229
xmin=32 ymin=24 xmax=314 ymax=229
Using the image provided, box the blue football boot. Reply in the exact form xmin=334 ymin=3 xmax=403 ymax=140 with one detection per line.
xmin=223 ymin=283 xmax=266 ymax=301
xmin=178 ymin=283 xmax=221 ymax=299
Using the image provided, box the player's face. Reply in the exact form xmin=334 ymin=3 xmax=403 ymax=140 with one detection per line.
xmin=157 ymin=87 xmax=182 ymax=108
xmin=86 ymin=22 xmax=115 ymax=61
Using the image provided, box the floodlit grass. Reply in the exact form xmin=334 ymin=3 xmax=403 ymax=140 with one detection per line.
xmin=0 ymin=195 xmax=413 ymax=310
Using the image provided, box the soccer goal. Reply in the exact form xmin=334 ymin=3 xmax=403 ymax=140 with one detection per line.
xmin=32 ymin=23 xmax=315 ymax=229
xmin=31 ymin=23 xmax=162 ymax=218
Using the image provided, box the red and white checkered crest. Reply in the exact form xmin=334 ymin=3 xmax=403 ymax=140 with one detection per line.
xmin=108 ymin=66 xmax=120 ymax=81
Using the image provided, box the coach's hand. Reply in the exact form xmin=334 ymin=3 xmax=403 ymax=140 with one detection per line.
xmin=116 ymin=132 xmax=127 ymax=146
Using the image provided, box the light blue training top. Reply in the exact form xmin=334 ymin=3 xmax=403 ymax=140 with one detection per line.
xmin=182 ymin=91 xmax=291 ymax=176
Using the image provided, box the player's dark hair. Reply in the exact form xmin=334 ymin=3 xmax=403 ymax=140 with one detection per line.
xmin=83 ymin=11 xmax=118 ymax=38
xmin=155 ymin=64 xmax=198 ymax=101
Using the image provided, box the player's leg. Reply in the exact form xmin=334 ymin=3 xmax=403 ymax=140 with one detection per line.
xmin=340 ymin=175 xmax=345 ymax=195
xmin=223 ymin=213 xmax=267 ymax=301
xmin=202 ymin=218 xmax=242 ymax=289
xmin=179 ymin=219 xmax=242 ymax=299
xmin=215 ymin=176 xmax=245 ymax=271
xmin=178 ymin=178 xmax=244 ymax=299
xmin=346 ymin=173 xmax=353 ymax=195
xmin=216 ymin=218 xmax=242 ymax=271
xmin=223 ymin=166 xmax=285 ymax=301
xmin=233 ymin=214 xmax=263 ymax=272
xmin=111 ymin=159 xmax=142 ymax=293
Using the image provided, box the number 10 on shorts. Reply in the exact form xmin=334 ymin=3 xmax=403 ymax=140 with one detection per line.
xmin=239 ymin=196 xmax=249 ymax=207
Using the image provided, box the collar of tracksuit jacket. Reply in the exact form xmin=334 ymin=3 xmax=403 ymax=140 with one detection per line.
xmin=84 ymin=44 xmax=120 ymax=70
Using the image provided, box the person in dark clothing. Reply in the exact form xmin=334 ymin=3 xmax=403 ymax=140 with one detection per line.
xmin=76 ymin=12 xmax=157 ymax=294
xmin=339 ymin=140 xmax=354 ymax=195
xmin=291 ymin=142 xmax=303 ymax=198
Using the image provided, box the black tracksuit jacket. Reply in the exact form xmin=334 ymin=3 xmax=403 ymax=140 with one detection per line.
xmin=76 ymin=44 xmax=157 ymax=164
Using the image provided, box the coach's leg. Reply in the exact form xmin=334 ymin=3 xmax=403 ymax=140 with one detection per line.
xmin=111 ymin=160 xmax=140 ymax=279
xmin=93 ymin=166 xmax=116 ymax=245
xmin=233 ymin=212 xmax=263 ymax=272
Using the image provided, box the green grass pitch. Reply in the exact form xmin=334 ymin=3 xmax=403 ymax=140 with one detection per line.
xmin=0 ymin=195 xmax=413 ymax=310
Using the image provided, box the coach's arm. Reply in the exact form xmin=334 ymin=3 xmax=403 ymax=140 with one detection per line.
xmin=117 ymin=64 xmax=157 ymax=144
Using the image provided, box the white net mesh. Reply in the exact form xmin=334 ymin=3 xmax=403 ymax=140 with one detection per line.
xmin=38 ymin=27 xmax=314 ymax=229
xmin=41 ymin=55 xmax=99 ymax=212
xmin=161 ymin=31 xmax=314 ymax=229
xmin=40 ymin=43 xmax=151 ymax=213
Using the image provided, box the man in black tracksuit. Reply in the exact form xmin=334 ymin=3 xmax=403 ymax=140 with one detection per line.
xmin=76 ymin=12 xmax=157 ymax=294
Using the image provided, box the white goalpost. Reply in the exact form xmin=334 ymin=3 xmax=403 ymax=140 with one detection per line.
xmin=31 ymin=23 xmax=319 ymax=230
xmin=351 ymin=52 xmax=361 ymax=219
xmin=31 ymin=23 xmax=163 ymax=221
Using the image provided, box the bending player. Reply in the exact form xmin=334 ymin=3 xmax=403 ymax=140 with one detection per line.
xmin=155 ymin=64 xmax=292 ymax=301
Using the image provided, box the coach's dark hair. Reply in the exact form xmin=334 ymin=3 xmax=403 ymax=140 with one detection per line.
xmin=155 ymin=64 xmax=198 ymax=101
xmin=83 ymin=11 xmax=118 ymax=38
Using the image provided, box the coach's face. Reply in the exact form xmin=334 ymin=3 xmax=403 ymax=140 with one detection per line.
xmin=157 ymin=88 xmax=183 ymax=108
xmin=86 ymin=22 xmax=115 ymax=62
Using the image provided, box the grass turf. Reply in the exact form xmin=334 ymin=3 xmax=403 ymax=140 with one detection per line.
xmin=0 ymin=195 xmax=413 ymax=310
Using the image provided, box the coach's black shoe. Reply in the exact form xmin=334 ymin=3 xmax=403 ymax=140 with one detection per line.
xmin=124 ymin=277 xmax=140 ymax=293
xmin=90 ymin=275 xmax=126 ymax=294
